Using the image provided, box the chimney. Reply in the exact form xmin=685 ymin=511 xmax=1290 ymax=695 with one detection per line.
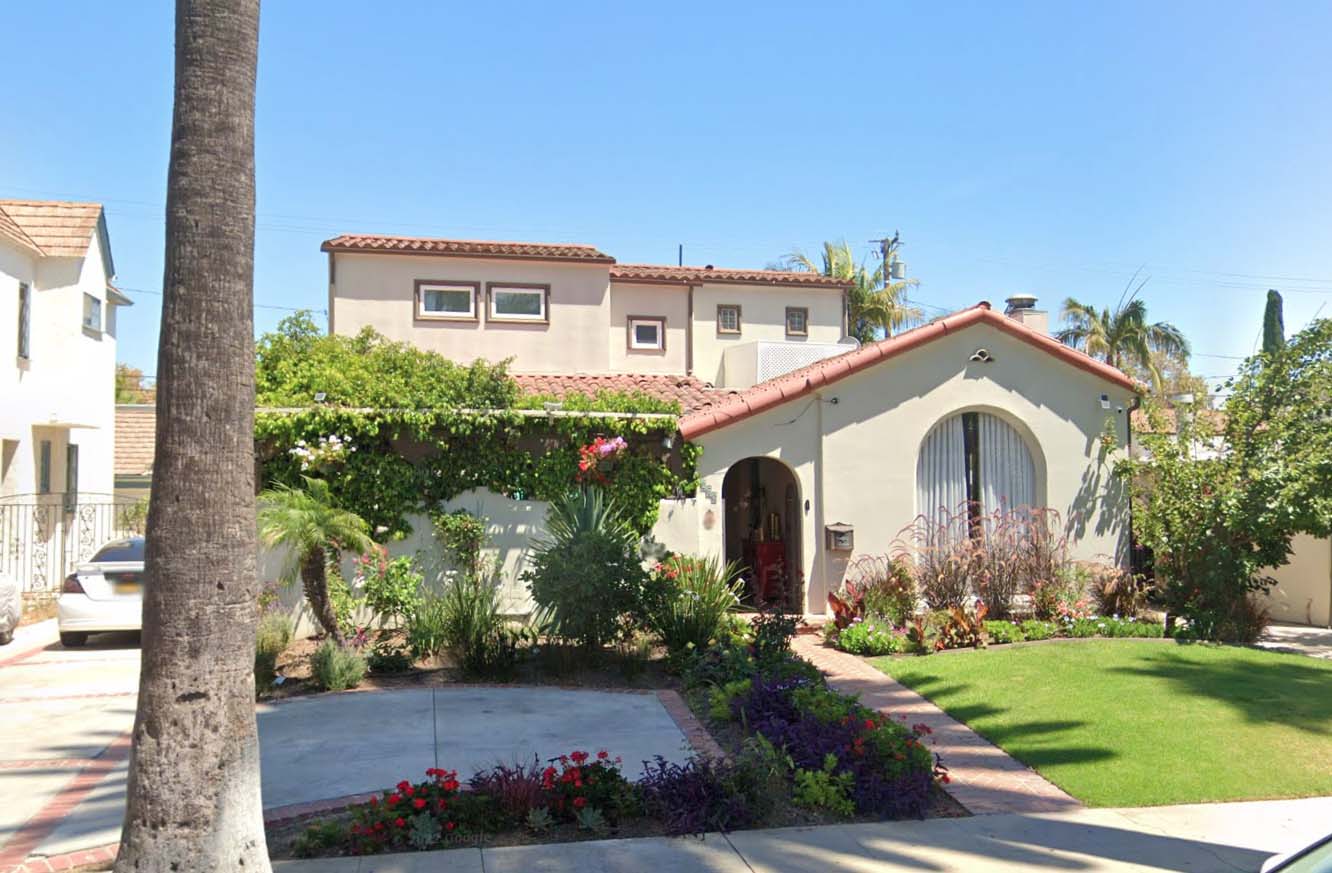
xmin=1004 ymin=294 xmax=1048 ymax=335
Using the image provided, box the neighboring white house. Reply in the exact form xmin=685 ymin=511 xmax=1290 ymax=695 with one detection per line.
xmin=0 ymin=200 xmax=131 ymax=591
xmin=322 ymin=232 xmax=1138 ymax=616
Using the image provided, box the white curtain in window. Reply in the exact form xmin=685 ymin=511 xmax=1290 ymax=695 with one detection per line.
xmin=978 ymin=413 xmax=1036 ymax=514
xmin=916 ymin=415 xmax=967 ymax=524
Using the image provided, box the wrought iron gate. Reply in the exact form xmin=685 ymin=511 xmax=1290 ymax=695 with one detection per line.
xmin=0 ymin=496 xmax=147 ymax=593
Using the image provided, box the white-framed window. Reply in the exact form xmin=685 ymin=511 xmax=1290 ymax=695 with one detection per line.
xmin=415 ymin=280 xmax=478 ymax=320
xmin=785 ymin=306 xmax=809 ymax=336
xmin=717 ymin=304 xmax=741 ymax=334
xmin=487 ymin=283 xmax=549 ymax=323
xmin=627 ymin=316 xmax=665 ymax=351
xmin=82 ymin=293 xmax=102 ymax=333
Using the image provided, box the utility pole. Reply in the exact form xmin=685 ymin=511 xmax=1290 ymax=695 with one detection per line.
xmin=868 ymin=230 xmax=904 ymax=282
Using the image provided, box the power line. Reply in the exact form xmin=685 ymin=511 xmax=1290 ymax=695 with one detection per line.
xmin=116 ymin=286 xmax=324 ymax=314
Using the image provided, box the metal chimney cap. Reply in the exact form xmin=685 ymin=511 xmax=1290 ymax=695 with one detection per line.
xmin=1004 ymin=294 xmax=1039 ymax=312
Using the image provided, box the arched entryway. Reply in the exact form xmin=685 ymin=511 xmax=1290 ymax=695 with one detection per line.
xmin=722 ymin=457 xmax=802 ymax=609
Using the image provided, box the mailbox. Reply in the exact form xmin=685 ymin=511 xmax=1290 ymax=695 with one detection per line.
xmin=825 ymin=523 xmax=854 ymax=552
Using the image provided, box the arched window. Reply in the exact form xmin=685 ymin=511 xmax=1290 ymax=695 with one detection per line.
xmin=916 ymin=412 xmax=1037 ymax=528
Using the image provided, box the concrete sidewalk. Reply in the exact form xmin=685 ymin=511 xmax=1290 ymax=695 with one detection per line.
xmin=273 ymin=797 xmax=1332 ymax=873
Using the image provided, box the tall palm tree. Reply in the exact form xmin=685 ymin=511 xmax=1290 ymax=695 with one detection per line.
xmin=258 ymin=478 xmax=374 ymax=644
xmin=1056 ymin=285 xmax=1190 ymax=393
xmin=117 ymin=1 xmax=267 ymax=869
xmin=783 ymin=240 xmax=921 ymax=343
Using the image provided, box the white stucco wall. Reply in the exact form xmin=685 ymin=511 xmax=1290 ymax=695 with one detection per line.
xmin=607 ymin=281 xmax=689 ymax=374
xmin=0 ymin=232 xmax=117 ymax=501
xmin=329 ymin=252 xmax=613 ymax=375
xmin=678 ymin=320 xmax=1136 ymax=614
xmin=1260 ymin=534 xmax=1332 ymax=627
xmin=691 ymin=283 xmax=844 ymax=386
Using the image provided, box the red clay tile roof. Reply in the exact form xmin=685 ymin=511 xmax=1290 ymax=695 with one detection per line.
xmin=321 ymin=235 xmax=614 ymax=263
xmin=679 ymin=303 xmax=1141 ymax=439
xmin=115 ymin=405 xmax=157 ymax=477
xmin=611 ymin=264 xmax=851 ymax=289
xmin=0 ymin=200 xmax=103 ymax=258
xmin=513 ymin=373 xmax=724 ymax=413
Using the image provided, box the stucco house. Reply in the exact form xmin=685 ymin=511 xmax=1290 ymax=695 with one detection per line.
xmin=324 ymin=234 xmax=1138 ymax=615
xmin=0 ymin=200 xmax=131 ymax=591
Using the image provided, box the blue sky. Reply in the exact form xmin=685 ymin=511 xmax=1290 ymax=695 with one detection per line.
xmin=6 ymin=1 xmax=1331 ymax=393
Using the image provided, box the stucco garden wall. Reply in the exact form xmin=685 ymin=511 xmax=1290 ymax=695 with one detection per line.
xmin=1260 ymin=534 xmax=1332 ymax=627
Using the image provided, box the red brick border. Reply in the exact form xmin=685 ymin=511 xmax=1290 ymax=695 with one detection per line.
xmin=0 ymin=731 xmax=132 ymax=873
xmin=655 ymin=689 xmax=727 ymax=761
xmin=792 ymin=635 xmax=1081 ymax=815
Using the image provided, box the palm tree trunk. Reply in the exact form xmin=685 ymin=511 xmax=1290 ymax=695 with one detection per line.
xmin=116 ymin=1 xmax=266 ymax=870
xmin=301 ymin=545 xmax=344 ymax=645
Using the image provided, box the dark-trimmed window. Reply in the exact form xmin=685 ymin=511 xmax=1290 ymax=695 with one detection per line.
xmin=17 ymin=282 xmax=31 ymax=359
xmin=716 ymin=304 xmax=741 ymax=334
xmin=487 ymin=283 xmax=549 ymax=323
xmin=785 ymin=306 xmax=809 ymax=336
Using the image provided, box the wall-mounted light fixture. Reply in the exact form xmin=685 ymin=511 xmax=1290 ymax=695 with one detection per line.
xmin=1099 ymin=393 xmax=1111 ymax=410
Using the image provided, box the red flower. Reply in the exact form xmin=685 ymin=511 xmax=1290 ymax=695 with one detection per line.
xmin=437 ymin=798 xmax=448 ymax=811
xmin=413 ymin=797 xmax=427 ymax=810
xmin=368 ymin=795 xmax=379 ymax=806
xmin=596 ymin=750 xmax=609 ymax=760
xmin=445 ymin=821 xmax=456 ymax=832
xmin=864 ymin=718 xmax=877 ymax=730
xmin=570 ymin=750 xmax=589 ymax=764
xmin=394 ymin=817 xmax=406 ymax=828
xmin=573 ymin=797 xmax=587 ymax=809
xmin=373 ymin=821 xmax=385 ymax=832
xmin=386 ymin=793 xmax=401 ymax=807
xmin=396 ymin=780 xmax=411 ymax=792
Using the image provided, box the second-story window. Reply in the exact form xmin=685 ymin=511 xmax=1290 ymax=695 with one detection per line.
xmin=415 ymin=280 xmax=478 ymax=320
xmin=717 ymin=304 xmax=741 ymax=334
xmin=83 ymin=293 xmax=103 ymax=333
xmin=487 ymin=283 xmax=549 ymax=323
xmin=785 ymin=306 xmax=809 ymax=336
xmin=627 ymin=316 xmax=665 ymax=351
xmin=17 ymin=282 xmax=31 ymax=360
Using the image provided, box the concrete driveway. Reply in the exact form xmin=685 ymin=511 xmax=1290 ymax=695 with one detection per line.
xmin=0 ymin=621 xmax=696 ymax=869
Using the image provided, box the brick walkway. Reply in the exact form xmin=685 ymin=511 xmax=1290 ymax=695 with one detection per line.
xmin=792 ymin=634 xmax=1080 ymax=815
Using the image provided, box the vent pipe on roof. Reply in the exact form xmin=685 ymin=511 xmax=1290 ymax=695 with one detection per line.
xmin=1003 ymin=294 xmax=1048 ymax=335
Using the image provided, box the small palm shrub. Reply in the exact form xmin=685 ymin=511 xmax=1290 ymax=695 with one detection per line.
xmin=311 ymin=639 xmax=367 ymax=691
xmin=257 ymin=477 xmax=374 ymax=645
xmin=648 ymin=554 xmax=744 ymax=654
xmin=254 ymin=611 xmax=292 ymax=691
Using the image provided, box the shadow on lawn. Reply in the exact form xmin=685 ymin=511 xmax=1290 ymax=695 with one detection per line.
xmin=1109 ymin=648 xmax=1332 ymax=736
xmin=886 ymin=678 xmax=1118 ymax=769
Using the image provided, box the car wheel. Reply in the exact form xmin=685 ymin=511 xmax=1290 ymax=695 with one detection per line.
xmin=59 ymin=632 xmax=88 ymax=648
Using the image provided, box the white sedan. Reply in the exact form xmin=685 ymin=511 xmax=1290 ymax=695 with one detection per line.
xmin=57 ymin=536 xmax=145 ymax=647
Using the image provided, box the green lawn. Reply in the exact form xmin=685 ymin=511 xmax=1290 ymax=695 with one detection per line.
xmin=874 ymin=640 xmax=1332 ymax=807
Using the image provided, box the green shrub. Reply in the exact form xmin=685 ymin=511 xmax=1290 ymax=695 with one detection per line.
xmin=708 ymin=678 xmax=752 ymax=721
xmin=792 ymin=684 xmax=859 ymax=724
xmin=406 ymin=595 xmax=449 ymax=660
xmin=524 ymin=488 xmax=647 ymax=650
xmin=326 ymin=569 xmax=360 ymax=639
xmin=834 ymin=616 xmax=909 ymax=656
xmin=1019 ymin=619 xmax=1057 ymax=640
xmin=355 ymin=548 xmax=424 ymax=628
xmin=254 ymin=611 xmax=292 ymax=691
xmin=431 ymin=509 xmax=489 ymax=581
xmin=1070 ymin=616 xmax=1166 ymax=638
xmin=367 ymin=637 xmax=413 ymax=673
xmin=751 ymin=607 xmax=798 ymax=667
xmin=648 ymin=554 xmax=744 ymax=654
xmin=293 ymin=820 xmax=345 ymax=859
xmin=792 ymin=754 xmax=855 ymax=817
xmin=983 ymin=620 xmax=1025 ymax=645
xmin=1031 ymin=566 xmax=1092 ymax=621
xmin=311 ymin=640 xmax=367 ymax=692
